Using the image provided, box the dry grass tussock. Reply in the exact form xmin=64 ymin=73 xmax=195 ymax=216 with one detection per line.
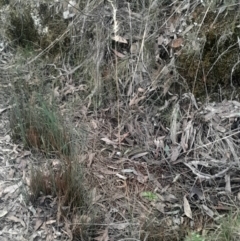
xmin=1 ymin=0 xmax=240 ymax=240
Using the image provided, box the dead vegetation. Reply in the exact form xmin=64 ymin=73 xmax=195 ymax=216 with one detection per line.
xmin=1 ymin=0 xmax=240 ymax=240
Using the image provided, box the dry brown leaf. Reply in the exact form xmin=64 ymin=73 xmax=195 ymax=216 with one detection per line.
xmin=1 ymin=134 xmax=11 ymax=143
xmin=138 ymin=87 xmax=145 ymax=92
xmin=63 ymin=10 xmax=75 ymax=19
xmin=121 ymin=168 xmax=138 ymax=175
xmin=152 ymin=178 xmax=163 ymax=189
xmin=172 ymin=174 xmax=180 ymax=183
xmin=129 ymin=95 xmax=146 ymax=106
xmin=46 ymin=220 xmax=56 ymax=225
xmin=116 ymin=173 xmax=127 ymax=180
xmin=34 ymin=219 xmax=43 ymax=231
xmin=163 ymin=193 xmax=178 ymax=203
xmin=87 ymin=152 xmax=95 ymax=168
xmin=154 ymin=202 xmax=166 ymax=213
xmin=225 ymin=174 xmax=231 ymax=193
xmin=226 ymin=139 xmax=238 ymax=162
xmin=169 ymin=37 xmax=183 ymax=48
xmin=111 ymin=35 xmax=128 ymax=44
xmin=163 ymin=78 xmax=172 ymax=96
xmin=112 ymin=49 xmax=125 ymax=58
xmin=112 ymin=222 xmax=129 ymax=230
xmin=183 ymin=195 xmax=192 ymax=219
xmin=127 ymin=81 xmax=133 ymax=96
xmin=204 ymin=111 xmax=216 ymax=121
xmin=91 ymin=120 xmax=98 ymax=129
xmin=170 ymin=145 xmax=180 ymax=162
xmin=114 ymin=132 xmax=129 ymax=143
xmin=101 ymin=137 xmax=117 ymax=146
xmin=95 ymin=228 xmax=109 ymax=241
xmin=7 ymin=215 xmax=26 ymax=227
xmin=180 ymin=135 xmax=187 ymax=151
xmin=53 ymin=87 xmax=60 ymax=97
xmin=170 ymin=103 xmax=179 ymax=144
xmin=0 ymin=107 xmax=9 ymax=114
xmin=183 ymin=24 xmax=194 ymax=35
xmin=160 ymin=184 xmax=170 ymax=193
xmin=51 ymin=159 xmax=61 ymax=168
xmin=158 ymin=35 xmax=165 ymax=45
xmin=154 ymin=136 xmax=165 ymax=149
xmin=100 ymin=168 xmax=118 ymax=175
xmin=169 ymin=23 xmax=175 ymax=33
xmin=92 ymin=193 xmax=102 ymax=204
xmin=3 ymin=182 xmax=21 ymax=194
xmin=137 ymin=173 xmax=148 ymax=184
xmin=212 ymin=122 xmax=226 ymax=132
xmin=63 ymin=84 xmax=81 ymax=96
xmin=202 ymin=205 xmax=214 ymax=218
xmin=0 ymin=209 xmax=8 ymax=218
xmin=237 ymin=192 xmax=240 ymax=201
xmin=79 ymin=215 xmax=91 ymax=223
xmin=181 ymin=120 xmax=193 ymax=151
xmin=8 ymin=168 xmax=15 ymax=178
xmin=130 ymin=151 xmax=148 ymax=160
xmin=189 ymin=128 xmax=196 ymax=150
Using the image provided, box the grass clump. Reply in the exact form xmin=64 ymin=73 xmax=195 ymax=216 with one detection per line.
xmin=29 ymin=158 xmax=86 ymax=209
xmin=9 ymin=90 xmax=77 ymax=201
xmin=10 ymin=93 xmax=71 ymax=157
xmin=209 ymin=212 xmax=240 ymax=241
xmin=9 ymin=89 xmax=95 ymax=239
xmin=28 ymin=158 xmax=94 ymax=239
xmin=183 ymin=212 xmax=240 ymax=241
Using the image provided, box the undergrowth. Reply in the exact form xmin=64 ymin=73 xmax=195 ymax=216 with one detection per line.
xmin=9 ymin=91 xmax=97 ymax=239
xmin=10 ymin=93 xmax=71 ymax=157
xmin=3 ymin=0 xmax=240 ymax=240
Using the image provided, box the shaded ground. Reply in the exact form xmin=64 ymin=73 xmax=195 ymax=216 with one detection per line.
xmin=2 ymin=64 xmax=240 ymax=241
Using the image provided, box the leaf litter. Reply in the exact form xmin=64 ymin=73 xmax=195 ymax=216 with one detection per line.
xmin=1 ymin=1 xmax=240 ymax=241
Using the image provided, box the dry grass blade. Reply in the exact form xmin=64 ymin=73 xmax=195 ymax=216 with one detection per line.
xmin=170 ymin=102 xmax=179 ymax=144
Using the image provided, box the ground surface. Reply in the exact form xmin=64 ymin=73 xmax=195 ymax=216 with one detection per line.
xmin=0 ymin=77 xmax=71 ymax=240
xmin=1 ymin=1 xmax=240 ymax=241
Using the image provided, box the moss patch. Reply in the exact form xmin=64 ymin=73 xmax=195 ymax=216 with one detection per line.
xmin=176 ymin=7 xmax=240 ymax=100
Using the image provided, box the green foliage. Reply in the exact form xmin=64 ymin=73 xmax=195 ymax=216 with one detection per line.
xmin=185 ymin=232 xmax=205 ymax=241
xmin=0 ymin=0 xmax=9 ymax=7
xmin=9 ymin=92 xmax=72 ymax=157
xmin=176 ymin=5 xmax=240 ymax=99
xmin=210 ymin=213 xmax=240 ymax=241
xmin=140 ymin=191 xmax=158 ymax=201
